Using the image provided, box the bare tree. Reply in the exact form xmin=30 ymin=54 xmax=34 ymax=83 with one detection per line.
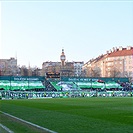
xmin=32 ymin=68 xmax=40 ymax=76
xmin=109 ymin=67 xmax=121 ymax=77
xmin=86 ymin=67 xmax=91 ymax=77
xmin=123 ymin=71 xmax=130 ymax=77
xmin=123 ymin=71 xmax=132 ymax=83
xmin=91 ymin=67 xmax=101 ymax=77
xmin=20 ymin=66 xmax=28 ymax=76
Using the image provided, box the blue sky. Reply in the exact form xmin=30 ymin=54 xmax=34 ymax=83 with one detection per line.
xmin=0 ymin=0 xmax=133 ymax=68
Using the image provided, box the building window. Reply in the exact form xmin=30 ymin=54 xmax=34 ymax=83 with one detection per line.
xmin=129 ymin=56 xmax=132 ymax=59
xmin=129 ymin=66 xmax=132 ymax=69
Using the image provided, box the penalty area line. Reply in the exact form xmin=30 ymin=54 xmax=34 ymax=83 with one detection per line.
xmin=0 ymin=111 xmax=57 ymax=133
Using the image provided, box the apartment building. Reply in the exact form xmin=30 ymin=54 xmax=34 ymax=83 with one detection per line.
xmin=0 ymin=57 xmax=18 ymax=76
xmin=73 ymin=61 xmax=84 ymax=77
xmin=83 ymin=46 xmax=133 ymax=78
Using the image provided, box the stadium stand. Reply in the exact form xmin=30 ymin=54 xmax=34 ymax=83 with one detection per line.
xmin=0 ymin=80 xmax=45 ymax=91
xmin=50 ymin=81 xmax=81 ymax=91
xmin=50 ymin=81 xmax=62 ymax=91
xmin=0 ymin=76 xmax=45 ymax=91
xmin=0 ymin=76 xmax=132 ymax=99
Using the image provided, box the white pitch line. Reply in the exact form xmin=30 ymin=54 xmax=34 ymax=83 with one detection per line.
xmin=0 ymin=123 xmax=14 ymax=133
xmin=0 ymin=111 xmax=57 ymax=133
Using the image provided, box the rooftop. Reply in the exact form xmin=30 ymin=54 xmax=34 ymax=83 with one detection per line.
xmin=108 ymin=47 xmax=133 ymax=57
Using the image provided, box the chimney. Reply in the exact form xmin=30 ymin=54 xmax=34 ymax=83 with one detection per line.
xmin=119 ymin=46 xmax=123 ymax=51
xmin=127 ymin=46 xmax=131 ymax=50
xmin=112 ymin=47 xmax=115 ymax=52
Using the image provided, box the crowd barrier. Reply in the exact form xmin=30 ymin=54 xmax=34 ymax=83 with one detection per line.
xmin=0 ymin=90 xmax=132 ymax=99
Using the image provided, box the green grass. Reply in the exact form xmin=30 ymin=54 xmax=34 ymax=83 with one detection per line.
xmin=0 ymin=97 xmax=133 ymax=133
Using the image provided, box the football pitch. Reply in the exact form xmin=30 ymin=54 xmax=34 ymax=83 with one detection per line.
xmin=0 ymin=97 xmax=133 ymax=133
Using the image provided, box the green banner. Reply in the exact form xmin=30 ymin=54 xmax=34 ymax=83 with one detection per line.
xmin=61 ymin=77 xmax=129 ymax=82
xmin=0 ymin=76 xmax=45 ymax=81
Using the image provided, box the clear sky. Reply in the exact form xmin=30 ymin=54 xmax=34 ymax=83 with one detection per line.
xmin=0 ymin=0 xmax=133 ymax=68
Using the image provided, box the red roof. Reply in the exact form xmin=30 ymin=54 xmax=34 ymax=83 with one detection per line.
xmin=107 ymin=48 xmax=133 ymax=57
